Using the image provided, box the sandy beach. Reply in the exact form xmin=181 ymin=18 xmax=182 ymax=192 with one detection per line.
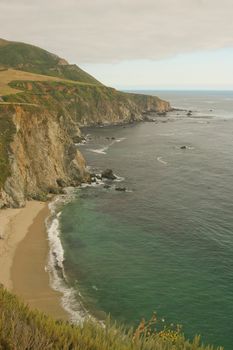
xmin=0 ymin=201 xmax=68 ymax=320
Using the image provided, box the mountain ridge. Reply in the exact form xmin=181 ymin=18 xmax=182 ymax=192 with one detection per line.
xmin=0 ymin=38 xmax=171 ymax=208
xmin=0 ymin=38 xmax=101 ymax=85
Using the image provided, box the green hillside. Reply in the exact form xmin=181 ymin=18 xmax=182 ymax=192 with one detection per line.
xmin=0 ymin=38 xmax=101 ymax=85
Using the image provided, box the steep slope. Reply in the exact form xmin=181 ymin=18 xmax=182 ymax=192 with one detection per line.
xmin=0 ymin=38 xmax=101 ymax=85
xmin=3 ymin=80 xmax=171 ymax=125
xmin=0 ymin=39 xmax=171 ymax=208
xmin=0 ymin=102 xmax=89 ymax=208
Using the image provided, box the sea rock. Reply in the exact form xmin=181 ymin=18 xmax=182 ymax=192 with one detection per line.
xmin=101 ymin=169 xmax=117 ymax=180
xmin=180 ymin=145 xmax=187 ymax=149
xmin=104 ymin=184 xmax=111 ymax=189
xmin=115 ymin=187 xmax=126 ymax=192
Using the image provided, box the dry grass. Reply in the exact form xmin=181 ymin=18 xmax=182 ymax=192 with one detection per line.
xmin=0 ymin=285 xmax=224 ymax=350
xmin=0 ymin=68 xmax=99 ymax=97
xmin=0 ymin=68 xmax=72 ymax=96
xmin=0 ymin=38 xmax=9 ymax=47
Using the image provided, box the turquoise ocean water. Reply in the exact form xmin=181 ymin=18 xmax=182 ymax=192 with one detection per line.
xmin=48 ymin=91 xmax=233 ymax=349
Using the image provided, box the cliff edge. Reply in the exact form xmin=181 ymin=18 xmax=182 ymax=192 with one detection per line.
xmin=0 ymin=39 xmax=171 ymax=208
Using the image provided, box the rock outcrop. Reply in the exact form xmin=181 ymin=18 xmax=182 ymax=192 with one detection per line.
xmin=0 ymin=39 xmax=171 ymax=208
xmin=0 ymin=104 xmax=89 ymax=208
xmin=4 ymin=81 xmax=171 ymax=126
xmin=0 ymin=83 xmax=171 ymax=208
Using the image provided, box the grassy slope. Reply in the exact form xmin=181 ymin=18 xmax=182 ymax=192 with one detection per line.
xmin=0 ymin=68 xmax=97 ymax=96
xmin=0 ymin=39 xmax=101 ymax=85
xmin=0 ymin=286 xmax=223 ymax=350
xmin=3 ymin=80 xmax=165 ymax=127
xmin=0 ymin=68 xmax=66 ymax=96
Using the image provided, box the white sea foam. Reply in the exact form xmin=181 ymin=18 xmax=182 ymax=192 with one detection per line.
xmin=157 ymin=156 xmax=168 ymax=165
xmin=114 ymin=175 xmax=125 ymax=182
xmin=115 ymin=137 xmax=126 ymax=142
xmin=88 ymin=147 xmax=108 ymax=155
xmin=45 ymin=171 xmax=124 ymax=323
xmin=88 ymin=138 xmax=126 ymax=155
xmin=46 ymin=191 xmax=92 ymax=324
xmin=75 ymin=140 xmax=87 ymax=146
xmin=81 ymin=181 xmax=104 ymax=188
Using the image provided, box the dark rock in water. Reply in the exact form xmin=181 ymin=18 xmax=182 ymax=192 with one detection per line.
xmin=104 ymin=184 xmax=111 ymax=189
xmin=115 ymin=187 xmax=126 ymax=192
xmin=102 ymin=169 xmax=117 ymax=180
xmin=180 ymin=145 xmax=187 ymax=149
xmin=111 ymin=137 xmax=116 ymax=140
xmin=187 ymin=111 xmax=192 ymax=116
xmin=73 ymin=135 xmax=86 ymax=144
xmin=48 ymin=187 xmax=63 ymax=195
xmin=95 ymin=174 xmax=102 ymax=180
xmin=157 ymin=111 xmax=167 ymax=116
xmin=209 ymin=109 xmax=213 ymax=112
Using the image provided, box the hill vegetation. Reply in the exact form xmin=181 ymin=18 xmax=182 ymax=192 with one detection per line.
xmin=0 ymin=107 xmax=15 ymax=187
xmin=0 ymin=285 xmax=223 ymax=350
xmin=0 ymin=39 xmax=224 ymax=349
xmin=0 ymin=39 xmax=101 ymax=85
xmin=0 ymin=68 xmax=72 ymax=96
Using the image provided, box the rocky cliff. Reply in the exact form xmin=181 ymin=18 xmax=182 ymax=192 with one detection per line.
xmin=0 ymin=103 xmax=89 ymax=208
xmin=4 ymin=80 xmax=171 ymax=126
xmin=0 ymin=39 xmax=171 ymax=208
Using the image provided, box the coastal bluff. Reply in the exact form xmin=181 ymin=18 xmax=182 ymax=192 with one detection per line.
xmin=0 ymin=38 xmax=171 ymax=208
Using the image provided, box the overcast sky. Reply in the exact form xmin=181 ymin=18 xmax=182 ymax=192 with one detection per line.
xmin=1 ymin=0 xmax=233 ymax=89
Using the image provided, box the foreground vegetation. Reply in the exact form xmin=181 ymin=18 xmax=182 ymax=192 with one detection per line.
xmin=0 ymin=285 xmax=223 ymax=350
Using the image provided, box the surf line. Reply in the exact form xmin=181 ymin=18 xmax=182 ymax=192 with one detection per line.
xmin=157 ymin=156 xmax=168 ymax=165
xmin=88 ymin=137 xmax=126 ymax=155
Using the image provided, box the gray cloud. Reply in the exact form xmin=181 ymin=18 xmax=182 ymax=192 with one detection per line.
xmin=1 ymin=0 xmax=233 ymax=63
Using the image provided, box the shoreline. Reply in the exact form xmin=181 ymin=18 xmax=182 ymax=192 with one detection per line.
xmin=0 ymin=201 xmax=69 ymax=321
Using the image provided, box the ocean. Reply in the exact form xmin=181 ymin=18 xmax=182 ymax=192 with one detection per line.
xmin=47 ymin=90 xmax=233 ymax=349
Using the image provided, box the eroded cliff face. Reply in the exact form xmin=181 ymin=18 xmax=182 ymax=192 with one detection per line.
xmin=4 ymin=81 xmax=171 ymax=126
xmin=0 ymin=104 xmax=89 ymax=208
xmin=0 ymin=81 xmax=171 ymax=208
